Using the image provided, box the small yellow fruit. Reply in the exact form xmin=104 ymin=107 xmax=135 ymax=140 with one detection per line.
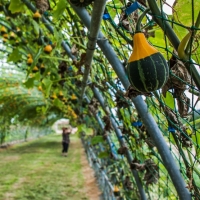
xmin=44 ymin=45 xmax=52 ymax=54
xmin=62 ymin=97 xmax=67 ymax=102
xmin=32 ymin=66 xmax=39 ymax=72
xmin=16 ymin=27 xmax=22 ymax=37
xmin=71 ymin=94 xmax=77 ymax=100
xmin=27 ymin=57 xmax=33 ymax=65
xmin=59 ymin=91 xmax=64 ymax=97
xmin=38 ymin=86 xmax=42 ymax=91
xmin=0 ymin=26 xmax=7 ymax=34
xmin=27 ymin=54 xmax=32 ymax=58
xmin=40 ymin=64 xmax=45 ymax=68
xmin=15 ymin=40 xmax=19 ymax=45
xmin=10 ymin=32 xmax=16 ymax=39
xmin=3 ymin=33 xmax=9 ymax=39
xmin=3 ymin=38 xmax=7 ymax=43
xmin=33 ymin=11 xmax=41 ymax=19
xmin=51 ymin=93 xmax=57 ymax=99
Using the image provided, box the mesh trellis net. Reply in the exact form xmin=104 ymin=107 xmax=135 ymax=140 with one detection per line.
xmin=0 ymin=0 xmax=200 ymax=199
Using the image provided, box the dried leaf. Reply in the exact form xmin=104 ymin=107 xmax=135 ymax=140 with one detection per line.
xmin=103 ymin=115 xmax=112 ymax=131
xmin=34 ymin=0 xmax=50 ymax=13
xmin=130 ymin=162 xmax=146 ymax=171
xmin=176 ymin=90 xmax=190 ymax=117
xmin=71 ymin=44 xmax=78 ymax=55
xmin=162 ymin=60 xmax=191 ymax=97
xmin=143 ymin=159 xmax=159 ymax=185
xmin=125 ymin=86 xmax=152 ymax=98
xmin=117 ymin=146 xmax=128 ymax=155
xmin=164 ymin=107 xmax=179 ymax=127
xmin=124 ymin=176 xmax=133 ymax=190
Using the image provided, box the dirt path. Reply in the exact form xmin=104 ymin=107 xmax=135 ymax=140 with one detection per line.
xmin=0 ymin=134 xmax=101 ymax=200
xmin=81 ymin=147 xmax=102 ymax=200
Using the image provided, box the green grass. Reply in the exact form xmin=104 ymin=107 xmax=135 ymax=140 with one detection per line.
xmin=0 ymin=134 xmax=88 ymax=200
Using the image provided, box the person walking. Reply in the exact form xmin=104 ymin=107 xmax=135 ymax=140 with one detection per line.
xmin=61 ymin=127 xmax=71 ymax=157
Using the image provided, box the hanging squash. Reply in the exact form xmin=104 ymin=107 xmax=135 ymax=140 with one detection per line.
xmin=113 ymin=185 xmax=120 ymax=196
xmin=44 ymin=44 xmax=52 ymax=54
xmin=33 ymin=11 xmax=41 ymax=21
xmin=69 ymin=0 xmax=94 ymax=7
xmin=0 ymin=26 xmax=7 ymax=34
xmin=126 ymin=9 xmax=169 ymax=93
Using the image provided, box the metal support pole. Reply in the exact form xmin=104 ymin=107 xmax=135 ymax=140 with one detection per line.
xmin=91 ymin=86 xmax=147 ymax=200
xmin=72 ymin=7 xmax=191 ymax=199
xmin=61 ymin=41 xmax=76 ymax=61
xmin=71 ymin=0 xmax=107 ymax=100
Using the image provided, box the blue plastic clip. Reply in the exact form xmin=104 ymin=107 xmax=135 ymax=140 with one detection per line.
xmin=132 ymin=121 xmax=142 ymax=127
xmin=68 ymin=66 xmax=73 ymax=71
xmin=103 ymin=13 xmax=111 ymax=20
xmin=98 ymin=111 xmax=101 ymax=116
xmin=168 ymin=127 xmax=176 ymax=133
xmin=119 ymin=135 xmax=123 ymax=140
xmin=44 ymin=11 xmax=49 ymax=17
xmin=125 ymin=2 xmax=140 ymax=16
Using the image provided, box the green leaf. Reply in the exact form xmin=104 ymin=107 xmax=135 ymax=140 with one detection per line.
xmin=52 ymin=0 xmax=67 ymax=20
xmin=53 ymin=98 xmax=63 ymax=109
xmin=32 ymin=47 xmax=43 ymax=67
xmin=77 ymin=124 xmax=93 ymax=136
xmin=7 ymin=48 xmax=22 ymax=63
xmin=192 ymin=134 xmax=200 ymax=158
xmin=91 ymin=136 xmax=104 ymax=145
xmin=161 ymin=91 xmax=175 ymax=110
xmin=98 ymin=151 xmax=109 ymax=158
xmin=42 ymin=78 xmax=53 ymax=97
xmin=34 ymin=72 xmax=41 ymax=81
xmin=9 ymin=0 xmax=24 ymax=13
xmin=24 ymin=77 xmax=35 ymax=88
xmin=32 ymin=20 xmax=40 ymax=37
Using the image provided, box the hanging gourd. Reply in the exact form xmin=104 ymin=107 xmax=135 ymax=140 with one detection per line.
xmin=0 ymin=26 xmax=7 ymax=35
xmin=69 ymin=0 xmax=94 ymax=7
xmin=44 ymin=44 xmax=52 ymax=54
xmin=126 ymin=9 xmax=169 ymax=93
xmin=113 ymin=185 xmax=120 ymax=197
xmin=33 ymin=11 xmax=41 ymax=22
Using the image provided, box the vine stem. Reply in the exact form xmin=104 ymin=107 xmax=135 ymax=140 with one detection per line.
xmin=185 ymin=11 xmax=200 ymax=54
xmin=135 ymin=8 xmax=150 ymax=32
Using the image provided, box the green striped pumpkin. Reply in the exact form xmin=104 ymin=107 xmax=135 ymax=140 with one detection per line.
xmin=126 ymin=33 xmax=169 ymax=93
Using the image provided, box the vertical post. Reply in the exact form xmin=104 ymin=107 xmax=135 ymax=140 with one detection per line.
xmin=76 ymin=0 xmax=107 ymax=99
xmin=72 ymin=6 xmax=191 ymax=199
